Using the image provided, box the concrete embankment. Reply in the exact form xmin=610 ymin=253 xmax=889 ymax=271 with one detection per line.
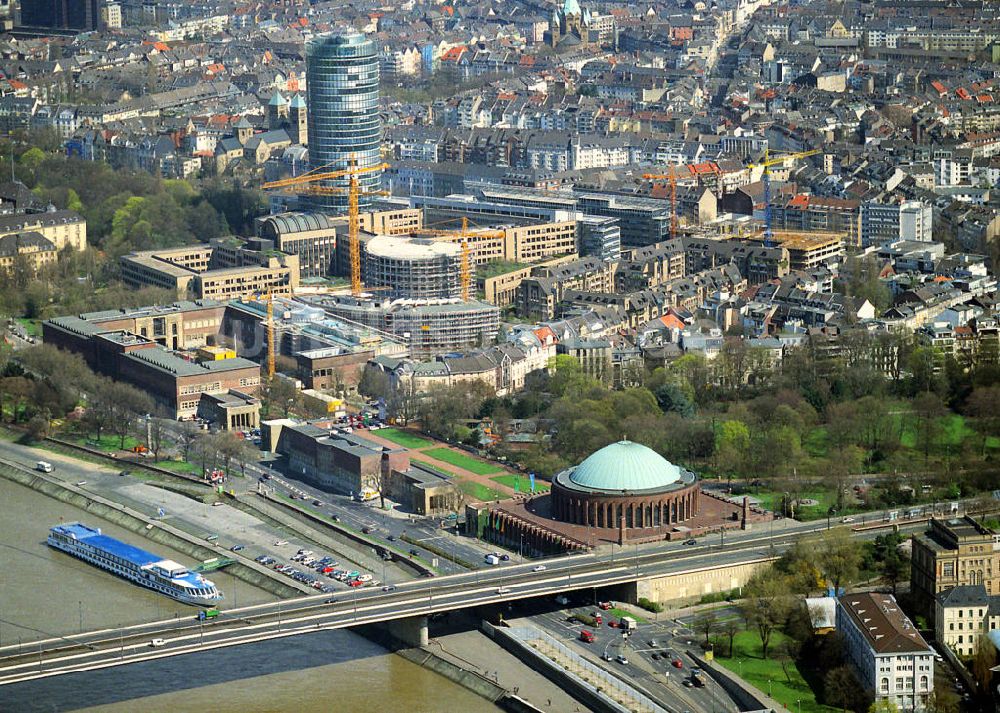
xmin=0 ymin=460 xmax=304 ymax=599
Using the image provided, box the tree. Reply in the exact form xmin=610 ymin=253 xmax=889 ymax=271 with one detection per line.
xmin=655 ymin=382 xmax=695 ymax=417
xmin=739 ymin=572 xmax=792 ymax=659
xmin=868 ymin=700 xmax=900 ymax=713
xmin=721 ymin=618 xmax=740 ymax=657
xmin=259 ymin=375 xmax=298 ymax=418
xmin=824 ymin=665 xmax=864 ymax=713
xmin=818 ymin=528 xmax=861 ymax=592
xmin=149 ymin=418 xmax=166 ymax=461
xmin=212 ymin=431 xmax=244 ymax=477
xmin=912 ymin=391 xmax=946 ymax=465
xmin=26 ymin=411 xmax=50 ymax=442
xmin=964 ymin=386 xmax=1000 ymax=455
xmin=176 ymin=420 xmax=200 ymax=462
xmin=716 ymin=419 xmax=751 ymax=485
xmin=924 ymin=687 xmax=960 ymax=713
xmin=972 ymin=628 xmax=997 ymax=690
xmin=693 ymin=611 xmax=717 ymax=648
xmin=103 ymin=382 xmax=153 ymax=450
xmin=231 ymin=435 xmax=259 ymax=479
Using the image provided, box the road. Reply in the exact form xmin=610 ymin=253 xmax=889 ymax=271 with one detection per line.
xmin=525 ymin=605 xmax=736 ymax=713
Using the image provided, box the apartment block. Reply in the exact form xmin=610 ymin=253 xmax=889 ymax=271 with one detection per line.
xmin=774 ymin=194 xmax=860 ymax=247
xmin=861 ymin=201 xmax=933 ymax=247
xmin=0 ymin=209 xmax=86 ymax=252
xmin=934 ymin=585 xmax=1000 ymax=658
xmin=911 ymin=516 xmax=1000 ymax=620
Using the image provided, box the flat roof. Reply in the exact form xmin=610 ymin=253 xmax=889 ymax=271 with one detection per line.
xmin=769 ymin=230 xmax=845 ymax=250
xmin=367 ymin=234 xmax=460 ymax=260
xmin=125 ymin=346 xmax=258 ymax=377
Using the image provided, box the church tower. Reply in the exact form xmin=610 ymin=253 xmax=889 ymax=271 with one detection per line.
xmin=288 ymin=94 xmax=307 ymax=145
xmin=267 ymin=89 xmax=288 ymax=131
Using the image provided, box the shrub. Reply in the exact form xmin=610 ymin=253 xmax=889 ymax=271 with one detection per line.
xmin=637 ymin=597 xmax=664 ymax=613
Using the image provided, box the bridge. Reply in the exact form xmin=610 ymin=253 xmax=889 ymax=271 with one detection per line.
xmin=0 ymin=518 xmax=923 ymax=686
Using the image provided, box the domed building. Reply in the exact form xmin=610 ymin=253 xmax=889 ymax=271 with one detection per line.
xmin=550 ymin=441 xmax=700 ymax=534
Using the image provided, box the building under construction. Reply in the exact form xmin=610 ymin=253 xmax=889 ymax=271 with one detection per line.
xmin=304 ymin=294 xmax=499 ymax=358
xmin=364 ymin=235 xmax=465 ymax=300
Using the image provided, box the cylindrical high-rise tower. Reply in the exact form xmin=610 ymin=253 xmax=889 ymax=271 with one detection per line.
xmin=306 ymin=31 xmax=382 ymax=213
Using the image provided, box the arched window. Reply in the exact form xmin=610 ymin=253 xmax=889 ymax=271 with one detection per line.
xmin=919 ymin=675 xmax=928 ymax=691
xmin=880 ymin=678 xmax=889 ymax=694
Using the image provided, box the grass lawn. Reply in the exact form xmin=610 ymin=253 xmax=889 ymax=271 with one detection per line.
xmin=77 ymin=434 xmax=142 ymax=453
xmin=715 ymin=630 xmax=836 ymax=713
xmin=608 ymin=607 xmax=646 ymax=623
xmin=491 ymin=473 xmax=550 ymax=493
xmin=458 ymin=480 xmax=509 ymax=502
xmin=16 ymin=318 xmax=40 ymax=337
xmin=158 ymin=460 xmax=201 ymax=475
xmin=424 ymin=447 xmax=503 ymax=475
xmin=377 ymin=428 xmax=434 ymax=449
xmin=802 ymin=427 xmax=828 ymax=457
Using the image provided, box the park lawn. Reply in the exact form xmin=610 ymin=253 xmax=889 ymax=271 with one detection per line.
xmin=424 ymin=447 xmax=504 ymax=475
xmin=715 ymin=630 xmax=837 ymax=713
xmin=78 ymin=434 xmax=142 ymax=453
xmin=377 ymin=428 xmax=434 ymax=449
xmin=802 ymin=427 xmax=828 ymax=458
xmin=458 ymin=480 xmax=509 ymax=502
xmin=491 ymin=473 xmax=550 ymax=493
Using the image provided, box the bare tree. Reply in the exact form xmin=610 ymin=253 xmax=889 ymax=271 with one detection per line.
xmin=232 ymin=435 xmax=259 ymax=478
xmin=176 ymin=420 xmax=200 ymax=462
xmin=149 ymin=418 xmax=166 ymax=461
xmin=721 ymin=618 xmax=740 ymax=657
xmin=694 ymin=611 xmax=717 ymax=648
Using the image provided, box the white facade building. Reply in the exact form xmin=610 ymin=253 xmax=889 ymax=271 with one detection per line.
xmin=837 ymin=593 xmax=935 ymax=712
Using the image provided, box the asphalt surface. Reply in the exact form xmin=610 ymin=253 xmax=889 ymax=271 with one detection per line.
xmin=524 ymin=605 xmax=737 ymax=713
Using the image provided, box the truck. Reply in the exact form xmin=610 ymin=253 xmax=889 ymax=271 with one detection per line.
xmin=579 ymin=629 xmax=595 ymax=643
xmin=484 ymin=554 xmax=501 ymax=565
xmin=197 ymin=608 xmax=220 ymax=621
xmin=620 ymin=616 xmax=638 ymax=632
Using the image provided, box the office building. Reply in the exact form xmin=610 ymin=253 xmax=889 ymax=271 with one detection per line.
xmin=19 ymin=0 xmax=99 ymax=30
xmin=577 ymin=215 xmax=621 ymax=262
xmin=861 ymin=201 xmax=933 ymax=247
xmin=836 ymin=592 xmax=934 ymax=711
xmin=306 ymin=31 xmax=382 ymax=213
xmin=911 ymin=516 xmax=1000 ymax=620
xmin=364 ymin=235 xmax=464 ymax=300
xmin=575 ymin=193 xmax=672 ymax=248
xmin=934 ymin=585 xmax=1000 ymax=658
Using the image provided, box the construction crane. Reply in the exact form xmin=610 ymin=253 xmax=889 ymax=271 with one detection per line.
xmin=641 ymin=167 xmax=682 ymax=240
xmin=413 ymin=217 xmax=506 ymax=301
xmin=747 ymin=148 xmax=821 ymax=247
xmin=263 ymin=157 xmax=390 ymax=296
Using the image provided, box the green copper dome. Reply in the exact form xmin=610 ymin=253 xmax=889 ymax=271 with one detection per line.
xmin=568 ymin=441 xmax=681 ymax=492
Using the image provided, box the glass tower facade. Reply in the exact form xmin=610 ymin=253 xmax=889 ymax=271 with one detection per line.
xmin=306 ymin=31 xmax=382 ymax=213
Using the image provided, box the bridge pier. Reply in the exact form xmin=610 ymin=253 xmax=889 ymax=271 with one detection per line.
xmin=386 ymin=615 xmax=429 ymax=648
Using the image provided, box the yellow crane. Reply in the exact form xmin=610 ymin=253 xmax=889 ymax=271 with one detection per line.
xmin=263 ymin=156 xmax=390 ymax=296
xmin=641 ymin=167 xmax=682 ymax=240
xmin=413 ymin=217 xmax=505 ymax=301
xmin=746 ymin=148 xmax=821 ymax=247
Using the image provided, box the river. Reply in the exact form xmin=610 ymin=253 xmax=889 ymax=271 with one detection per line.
xmin=0 ymin=478 xmax=498 ymax=712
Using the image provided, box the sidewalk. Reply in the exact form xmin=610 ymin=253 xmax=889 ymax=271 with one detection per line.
xmin=428 ymin=628 xmax=587 ymax=713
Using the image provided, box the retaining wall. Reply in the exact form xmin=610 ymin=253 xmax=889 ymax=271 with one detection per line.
xmin=0 ymin=460 xmax=304 ymax=601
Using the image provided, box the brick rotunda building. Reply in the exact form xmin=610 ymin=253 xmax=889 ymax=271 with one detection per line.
xmin=550 ymin=440 xmax=700 ymax=536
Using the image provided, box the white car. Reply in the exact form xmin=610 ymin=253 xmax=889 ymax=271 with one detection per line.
xmin=616 ymin=655 xmax=629 ymax=665
xmin=273 ymin=540 xmax=289 ymax=546
xmin=149 ymin=638 xmax=166 ymax=648
xmin=532 ymin=565 xmax=547 ymax=572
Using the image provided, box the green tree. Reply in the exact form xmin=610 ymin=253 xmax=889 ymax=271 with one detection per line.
xmin=655 ymin=382 xmax=695 ymax=417
xmin=824 ymin=665 xmax=864 ymax=713
xmin=818 ymin=528 xmax=861 ymax=592
xmin=868 ymin=700 xmax=900 ymax=713
xmin=739 ymin=571 xmax=792 ymax=659
xmin=911 ymin=391 xmax=946 ymax=464
xmin=716 ymin=419 xmax=751 ymax=483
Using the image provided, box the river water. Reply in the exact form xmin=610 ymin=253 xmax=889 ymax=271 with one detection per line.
xmin=0 ymin=478 xmax=498 ymax=712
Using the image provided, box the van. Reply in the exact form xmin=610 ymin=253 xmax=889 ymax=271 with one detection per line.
xmin=485 ymin=554 xmax=500 ymax=565
xmin=35 ymin=461 xmax=53 ymax=473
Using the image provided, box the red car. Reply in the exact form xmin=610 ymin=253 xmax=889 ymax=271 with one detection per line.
xmin=348 ymin=579 xmax=364 ymax=587
xmin=672 ymin=658 xmax=684 ymax=669
xmin=598 ymin=601 xmax=613 ymax=610
xmin=579 ymin=630 xmax=595 ymax=643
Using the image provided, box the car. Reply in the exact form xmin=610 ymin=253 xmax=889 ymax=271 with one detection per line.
xmin=684 ymin=538 xmax=697 ymax=545
xmin=362 ymin=527 xmax=371 ymax=534
xmin=312 ymin=500 xmax=321 ymax=506
xmin=205 ymin=534 xmax=219 ymax=542
xmin=616 ymin=655 xmax=629 ymax=665
xmin=409 ymin=549 xmax=419 ymax=556
xmin=598 ymin=601 xmax=613 ymax=610
xmin=682 ymin=679 xmax=693 ymax=688
xmin=382 ymin=585 xmax=396 ymax=592
xmin=331 ymin=515 xmax=340 ymax=522
xmin=230 ymin=544 xmax=244 ymax=552
xmin=602 ymin=653 xmax=613 ymax=661
xmin=841 ymin=516 xmax=855 ymax=523
xmin=149 ymin=638 xmax=166 ymax=648
xmin=532 ymin=565 xmax=547 ymax=572
xmin=119 ymin=470 xmax=130 ymax=477
xmin=500 ymin=554 xmax=510 ymax=561
xmin=274 ymin=540 xmax=288 ymax=546
xmin=261 ymin=473 xmax=271 ymax=480
xmin=387 ymin=535 xmax=396 ymax=541
xmin=349 ymin=579 xmax=364 ymax=587
xmin=579 ymin=630 xmax=595 ymax=643
xmin=554 ymin=595 xmax=570 ymax=606
xmin=648 ymin=640 xmax=658 ymax=647
xmin=652 ymin=653 xmax=661 ymax=661
xmin=672 ymin=659 xmax=683 ymax=669
xmin=324 ymin=598 xmax=336 ymax=604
